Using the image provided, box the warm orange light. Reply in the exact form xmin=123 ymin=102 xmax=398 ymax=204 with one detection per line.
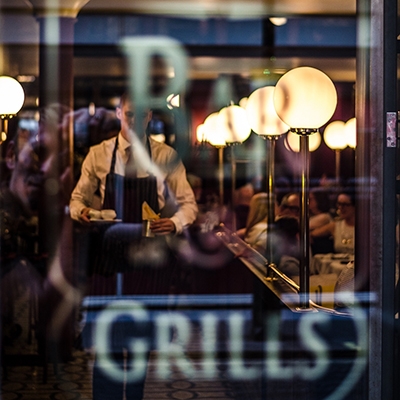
xmin=344 ymin=117 xmax=357 ymax=148
xmin=285 ymin=130 xmax=321 ymax=152
xmin=196 ymin=123 xmax=206 ymax=143
xmin=219 ymin=105 xmax=251 ymax=144
xmin=0 ymin=76 xmax=25 ymax=117
xmin=246 ymin=86 xmax=289 ymax=136
xmin=203 ymin=112 xmax=226 ymax=147
xmin=273 ymin=66 xmax=337 ymax=130
xmin=324 ymin=120 xmax=348 ymax=150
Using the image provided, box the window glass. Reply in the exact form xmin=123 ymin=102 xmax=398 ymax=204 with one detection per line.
xmin=0 ymin=4 xmax=369 ymax=399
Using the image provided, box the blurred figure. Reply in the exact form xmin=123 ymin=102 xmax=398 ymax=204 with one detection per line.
xmin=276 ymin=192 xmax=300 ymax=219
xmin=1 ymin=103 xmax=77 ymax=367
xmin=237 ymin=192 xmax=278 ymax=254
xmin=73 ymin=106 xmax=120 ymax=186
xmin=237 ymin=192 xmax=267 ymax=250
xmin=1 ymin=120 xmax=42 ymax=344
xmin=311 ymin=190 xmax=355 ymax=255
xmin=186 ymin=173 xmax=202 ymax=203
xmin=234 ymin=183 xmax=254 ymax=230
xmin=309 ymin=187 xmax=334 ymax=254
xmin=309 ymin=187 xmax=332 ymax=230
xmin=74 ymin=106 xmax=120 ymax=148
xmin=69 ymin=92 xmax=198 ymax=400
xmin=272 ymin=216 xmax=301 ymax=278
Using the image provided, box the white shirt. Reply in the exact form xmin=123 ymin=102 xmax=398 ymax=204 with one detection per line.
xmin=333 ymin=219 xmax=354 ymax=254
xmin=309 ymin=212 xmax=332 ymax=231
xmin=69 ymin=133 xmax=198 ymax=234
xmin=244 ymin=221 xmax=267 ymax=251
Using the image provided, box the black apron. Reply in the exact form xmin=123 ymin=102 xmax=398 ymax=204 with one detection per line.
xmin=103 ymin=136 xmax=159 ymax=222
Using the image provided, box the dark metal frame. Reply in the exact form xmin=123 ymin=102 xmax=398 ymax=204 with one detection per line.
xmin=356 ymin=0 xmax=398 ymax=398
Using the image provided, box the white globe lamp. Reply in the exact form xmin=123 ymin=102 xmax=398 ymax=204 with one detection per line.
xmin=0 ymin=76 xmax=25 ymax=142
xmin=324 ymin=120 xmax=348 ymax=186
xmin=0 ymin=76 xmax=25 ymax=118
xmin=219 ymin=105 xmax=251 ymax=144
xmin=274 ymin=66 xmax=337 ymax=131
xmin=203 ymin=112 xmax=226 ymax=148
xmin=274 ymin=66 xmax=338 ymax=309
xmin=344 ymin=117 xmax=357 ymax=149
xmin=285 ymin=130 xmax=322 ymax=152
xmin=245 ymin=86 xmax=289 ymax=263
xmin=246 ymin=86 xmax=289 ymax=137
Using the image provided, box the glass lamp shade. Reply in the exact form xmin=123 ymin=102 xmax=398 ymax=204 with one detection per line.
xmin=219 ymin=105 xmax=251 ymax=144
xmin=0 ymin=76 xmax=25 ymax=117
xmin=239 ymin=97 xmax=248 ymax=109
xmin=269 ymin=17 xmax=288 ymax=26
xmin=246 ymin=86 xmax=289 ymax=136
xmin=344 ymin=117 xmax=356 ymax=148
xmin=285 ymin=130 xmax=321 ymax=152
xmin=203 ymin=112 xmax=226 ymax=147
xmin=273 ymin=66 xmax=337 ymax=130
xmin=324 ymin=120 xmax=348 ymax=150
xmin=196 ymin=123 xmax=206 ymax=143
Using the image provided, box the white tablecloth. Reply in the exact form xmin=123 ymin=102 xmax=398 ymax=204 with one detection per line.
xmin=311 ymin=253 xmax=354 ymax=276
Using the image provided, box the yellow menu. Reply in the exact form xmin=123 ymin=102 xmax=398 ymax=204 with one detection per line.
xmin=142 ymin=201 xmax=160 ymax=220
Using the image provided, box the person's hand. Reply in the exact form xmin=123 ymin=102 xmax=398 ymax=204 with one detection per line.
xmin=79 ymin=207 xmax=93 ymax=224
xmin=150 ymin=218 xmax=176 ymax=235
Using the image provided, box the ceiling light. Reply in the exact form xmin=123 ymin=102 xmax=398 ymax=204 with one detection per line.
xmin=269 ymin=17 xmax=287 ymax=26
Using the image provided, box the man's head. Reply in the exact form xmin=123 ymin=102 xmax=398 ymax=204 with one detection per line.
xmin=116 ymin=92 xmax=152 ymax=142
xmin=278 ymin=192 xmax=300 ymax=219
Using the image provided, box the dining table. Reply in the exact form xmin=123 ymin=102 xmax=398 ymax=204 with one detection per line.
xmin=310 ymin=252 xmax=354 ymax=276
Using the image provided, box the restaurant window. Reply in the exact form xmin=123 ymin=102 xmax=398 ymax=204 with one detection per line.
xmin=1 ymin=0 xmax=391 ymax=398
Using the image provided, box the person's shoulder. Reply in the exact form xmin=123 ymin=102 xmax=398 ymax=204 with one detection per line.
xmin=89 ymin=135 xmax=117 ymax=154
xmin=149 ymin=137 xmax=178 ymax=160
xmin=148 ymin=136 xmax=175 ymax=151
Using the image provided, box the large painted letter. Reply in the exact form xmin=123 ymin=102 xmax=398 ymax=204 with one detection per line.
xmin=94 ymin=300 xmax=150 ymax=383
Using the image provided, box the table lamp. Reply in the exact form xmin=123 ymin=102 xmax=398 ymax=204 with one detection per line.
xmin=344 ymin=117 xmax=357 ymax=149
xmin=274 ymin=66 xmax=337 ymax=309
xmin=245 ymin=86 xmax=289 ymax=267
xmin=218 ymin=104 xmax=252 ymax=231
xmin=0 ymin=76 xmax=25 ymax=142
xmin=324 ymin=120 xmax=348 ymax=187
xmin=202 ymin=112 xmax=227 ymax=206
xmin=285 ymin=130 xmax=322 ymax=153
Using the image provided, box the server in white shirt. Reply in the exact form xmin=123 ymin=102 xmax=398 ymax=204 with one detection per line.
xmin=70 ymin=92 xmax=198 ymax=400
xmin=70 ymin=92 xmax=197 ymax=234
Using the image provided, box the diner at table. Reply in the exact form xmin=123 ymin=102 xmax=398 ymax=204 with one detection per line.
xmin=309 ymin=189 xmax=355 ymax=276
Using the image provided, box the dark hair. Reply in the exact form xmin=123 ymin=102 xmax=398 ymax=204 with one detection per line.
xmin=118 ymin=91 xmax=130 ymax=108
xmin=310 ymin=187 xmax=331 ymax=213
xmin=274 ymin=216 xmax=300 ymax=241
xmin=117 ymin=91 xmax=152 ymax=115
xmin=338 ymin=187 xmax=356 ymax=206
xmin=271 ymin=216 xmax=300 ymax=262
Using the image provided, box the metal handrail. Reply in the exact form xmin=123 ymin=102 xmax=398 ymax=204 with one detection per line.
xmin=215 ymin=223 xmax=352 ymax=317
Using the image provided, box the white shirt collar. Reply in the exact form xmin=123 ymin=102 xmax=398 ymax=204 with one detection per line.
xmin=118 ymin=131 xmax=147 ymax=151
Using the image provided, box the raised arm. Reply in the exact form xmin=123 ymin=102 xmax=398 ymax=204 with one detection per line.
xmin=310 ymin=220 xmax=335 ymax=238
xmin=69 ymin=148 xmax=100 ymax=222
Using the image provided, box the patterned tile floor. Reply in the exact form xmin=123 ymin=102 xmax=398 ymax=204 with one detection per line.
xmin=1 ymin=315 xmax=261 ymax=399
xmin=1 ymin=347 xmax=261 ymax=399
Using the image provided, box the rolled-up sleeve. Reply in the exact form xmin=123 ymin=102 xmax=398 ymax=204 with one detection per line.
xmin=69 ymin=149 xmax=100 ymax=221
xmin=166 ymin=160 xmax=198 ymax=234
